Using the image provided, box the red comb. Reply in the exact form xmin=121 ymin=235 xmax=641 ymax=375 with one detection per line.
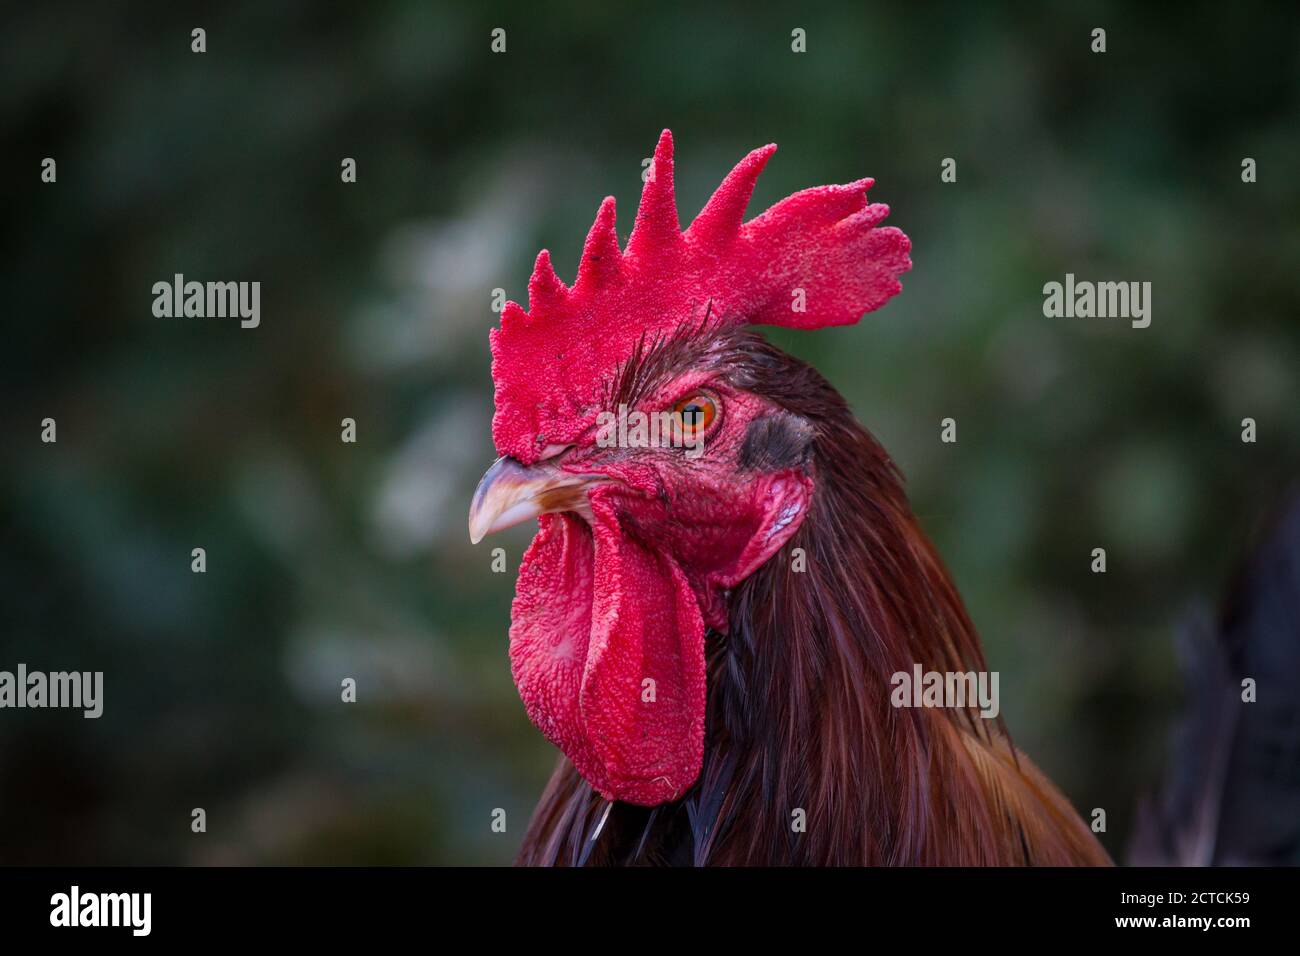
xmin=490 ymin=129 xmax=911 ymax=463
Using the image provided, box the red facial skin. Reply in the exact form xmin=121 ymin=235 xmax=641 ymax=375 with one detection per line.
xmin=508 ymin=381 xmax=812 ymax=805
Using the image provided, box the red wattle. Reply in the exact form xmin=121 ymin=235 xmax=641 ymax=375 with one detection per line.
xmin=508 ymin=501 xmax=706 ymax=806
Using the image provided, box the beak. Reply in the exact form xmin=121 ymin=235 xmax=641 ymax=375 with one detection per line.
xmin=468 ymin=453 xmax=598 ymax=544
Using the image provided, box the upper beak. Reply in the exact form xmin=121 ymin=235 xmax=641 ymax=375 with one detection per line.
xmin=468 ymin=453 xmax=599 ymax=544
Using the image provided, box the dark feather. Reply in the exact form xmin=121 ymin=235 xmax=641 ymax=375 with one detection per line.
xmin=1130 ymin=494 xmax=1300 ymax=865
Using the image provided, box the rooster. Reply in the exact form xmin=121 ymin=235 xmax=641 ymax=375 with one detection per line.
xmin=468 ymin=130 xmax=1111 ymax=865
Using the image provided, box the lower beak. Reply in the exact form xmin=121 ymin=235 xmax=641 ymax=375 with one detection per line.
xmin=468 ymin=455 xmax=598 ymax=544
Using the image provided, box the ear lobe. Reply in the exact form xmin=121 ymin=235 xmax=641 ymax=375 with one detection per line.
xmin=713 ymin=472 xmax=814 ymax=591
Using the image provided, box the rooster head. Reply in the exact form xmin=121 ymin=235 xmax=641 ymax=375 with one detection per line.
xmin=468 ymin=130 xmax=911 ymax=805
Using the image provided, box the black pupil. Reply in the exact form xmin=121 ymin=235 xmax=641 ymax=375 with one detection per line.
xmin=682 ymin=403 xmax=705 ymax=428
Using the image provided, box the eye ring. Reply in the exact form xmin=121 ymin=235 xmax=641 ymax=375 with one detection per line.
xmin=669 ymin=390 xmax=720 ymax=443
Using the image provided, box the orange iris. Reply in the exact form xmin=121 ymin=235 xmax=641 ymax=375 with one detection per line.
xmin=671 ymin=393 xmax=718 ymax=439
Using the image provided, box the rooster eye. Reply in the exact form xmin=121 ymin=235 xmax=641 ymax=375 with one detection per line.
xmin=670 ymin=392 xmax=719 ymax=439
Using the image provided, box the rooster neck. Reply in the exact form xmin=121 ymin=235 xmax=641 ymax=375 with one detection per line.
xmin=685 ymin=391 xmax=997 ymax=864
xmin=515 ymin=337 xmax=1108 ymax=866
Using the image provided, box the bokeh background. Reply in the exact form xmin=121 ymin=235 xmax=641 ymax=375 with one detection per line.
xmin=2 ymin=2 xmax=1298 ymax=864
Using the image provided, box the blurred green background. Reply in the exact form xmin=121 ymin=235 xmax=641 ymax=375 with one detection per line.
xmin=1 ymin=1 xmax=1297 ymax=864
